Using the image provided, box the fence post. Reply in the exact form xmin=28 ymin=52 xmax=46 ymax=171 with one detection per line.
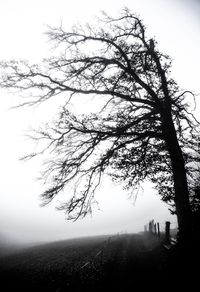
xmin=149 ymin=221 xmax=151 ymax=234
xmin=154 ymin=223 xmax=157 ymax=235
xmin=165 ymin=221 xmax=171 ymax=244
xmin=149 ymin=219 xmax=154 ymax=235
xmin=157 ymin=222 xmax=160 ymax=238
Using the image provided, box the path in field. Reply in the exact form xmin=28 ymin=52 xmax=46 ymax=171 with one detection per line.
xmin=85 ymin=233 xmax=167 ymax=290
xmin=0 ymin=233 xmax=171 ymax=291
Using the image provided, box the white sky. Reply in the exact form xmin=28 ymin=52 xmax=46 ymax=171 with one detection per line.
xmin=0 ymin=0 xmax=199 ymax=244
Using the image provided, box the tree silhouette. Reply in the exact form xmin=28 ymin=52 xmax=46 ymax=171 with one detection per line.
xmin=0 ymin=8 xmax=199 ymax=240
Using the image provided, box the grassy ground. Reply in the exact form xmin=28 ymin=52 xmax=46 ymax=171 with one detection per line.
xmin=0 ymin=233 xmax=198 ymax=291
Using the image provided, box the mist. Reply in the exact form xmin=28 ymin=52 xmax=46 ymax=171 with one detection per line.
xmin=0 ymin=0 xmax=199 ymax=251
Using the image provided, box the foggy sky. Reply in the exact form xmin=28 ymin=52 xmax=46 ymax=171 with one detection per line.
xmin=0 ymin=0 xmax=199 ymax=245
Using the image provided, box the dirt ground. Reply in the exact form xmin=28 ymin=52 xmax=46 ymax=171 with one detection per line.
xmin=0 ymin=233 xmax=198 ymax=291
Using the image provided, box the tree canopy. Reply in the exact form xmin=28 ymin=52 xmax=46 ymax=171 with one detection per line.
xmin=0 ymin=8 xmax=199 ymax=234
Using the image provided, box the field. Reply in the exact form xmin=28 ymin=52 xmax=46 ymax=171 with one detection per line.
xmin=0 ymin=233 xmax=198 ymax=291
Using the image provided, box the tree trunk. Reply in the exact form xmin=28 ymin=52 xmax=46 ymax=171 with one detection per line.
xmin=163 ymin=114 xmax=192 ymax=241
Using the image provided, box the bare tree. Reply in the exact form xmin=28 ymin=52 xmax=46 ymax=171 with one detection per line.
xmin=0 ymin=8 xmax=199 ymax=241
